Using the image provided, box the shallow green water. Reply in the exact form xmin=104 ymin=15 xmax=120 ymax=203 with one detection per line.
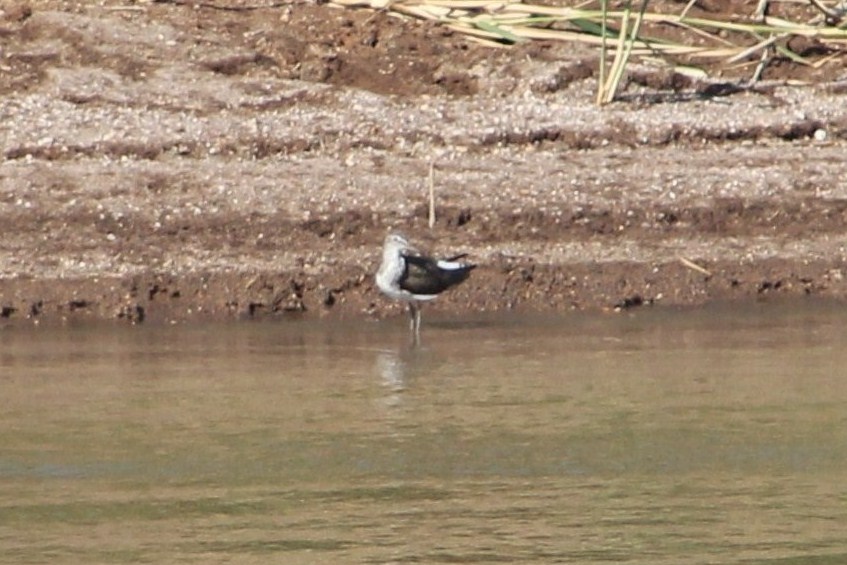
xmin=1 ymin=302 xmax=847 ymax=564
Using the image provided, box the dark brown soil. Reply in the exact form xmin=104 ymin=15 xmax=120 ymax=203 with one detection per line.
xmin=2 ymin=0 xmax=847 ymax=326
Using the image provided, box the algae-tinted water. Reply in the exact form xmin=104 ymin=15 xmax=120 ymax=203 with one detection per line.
xmin=1 ymin=302 xmax=846 ymax=564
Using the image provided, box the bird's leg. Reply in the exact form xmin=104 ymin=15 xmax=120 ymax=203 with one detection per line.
xmin=407 ymin=302 xmax=417 ymax=332
xmin=407 ymin=301 xmax=421 ymax=336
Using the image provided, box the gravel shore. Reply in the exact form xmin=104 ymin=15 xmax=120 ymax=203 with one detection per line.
xmin=2 ymin=2 xmax=847 ymax=324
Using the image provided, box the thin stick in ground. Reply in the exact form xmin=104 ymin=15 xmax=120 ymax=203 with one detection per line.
xmin=428 ymin=161 xmax=436 ymax=229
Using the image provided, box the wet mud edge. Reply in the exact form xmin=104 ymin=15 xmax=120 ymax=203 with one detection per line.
xmin=2 ymin=256 xmax=847 ymax=326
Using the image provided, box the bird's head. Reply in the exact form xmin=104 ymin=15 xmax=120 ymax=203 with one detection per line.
xmin=384 ymin=232 xmax=410 ymax=251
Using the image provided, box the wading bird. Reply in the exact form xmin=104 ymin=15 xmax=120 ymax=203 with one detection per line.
xmin=376 ymin=233 xmax=476 ymax=335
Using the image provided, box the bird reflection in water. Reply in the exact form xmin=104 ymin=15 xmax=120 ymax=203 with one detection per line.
xmin=374 ymin=343 xmax=443 ymax=413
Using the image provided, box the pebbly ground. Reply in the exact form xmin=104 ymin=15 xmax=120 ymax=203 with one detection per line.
xmin=2 ymin=1 xmax=847 ymax=325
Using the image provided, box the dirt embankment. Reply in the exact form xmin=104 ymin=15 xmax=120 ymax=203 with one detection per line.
xmin=2 ymin=1 xmax=847 ymax=325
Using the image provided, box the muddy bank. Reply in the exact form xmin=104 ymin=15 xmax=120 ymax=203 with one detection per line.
xmin=1 ymin=2 xmax=847 ymax=325
xmin=2 ymin=255 xmax=847 ymax=326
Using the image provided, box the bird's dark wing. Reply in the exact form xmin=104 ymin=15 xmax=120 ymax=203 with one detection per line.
xmin=399 ymin=253 xmax=475 ymax=296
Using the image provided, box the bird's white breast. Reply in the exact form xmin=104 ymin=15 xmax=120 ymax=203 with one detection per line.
xmin=376 ymin=249 xmax=410 ymax=301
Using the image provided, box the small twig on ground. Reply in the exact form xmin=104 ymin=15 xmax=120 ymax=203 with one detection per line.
xmin=753 ymin=0 xmax=769 ymax=21
xmin=601 ymin=0 xmax=649 ymax=104
xmin=679 ymin=257 xmax=712 ymax=277
xmin=727 ymin=33 xmax=780 ymax=64
xmin=599 ymin=0 xmax=631 ymax=104
xmin=597 ymin=0 xmax=608 ymax=106
xmin=679 ymin=0 xmax=698 ymax=20
xmin=750 ymin=44 xmax=771 ymax=84
xmin=812 ymin=50 xmax=843 ymax=68
xmin=428 ymin=162 xmax=436 ymax=229
xmin=808 ymin=0 xmax=845 ymax=23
